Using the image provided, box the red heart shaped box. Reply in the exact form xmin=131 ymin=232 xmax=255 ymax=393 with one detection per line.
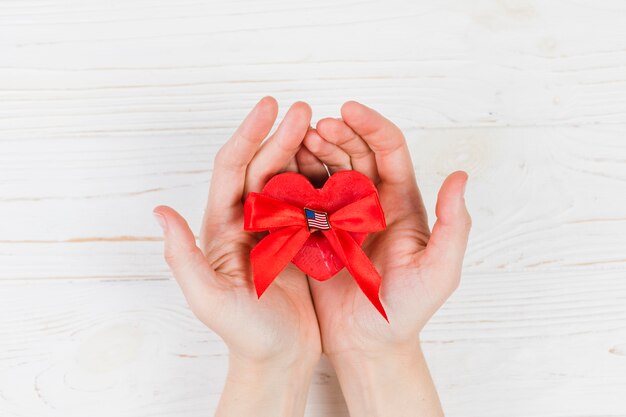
xmin=259 ymin=170 xmax=379 ymax=280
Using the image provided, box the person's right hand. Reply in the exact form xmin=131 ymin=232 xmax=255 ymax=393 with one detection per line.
xmin=298 ymin=101 xmax=472 ymax=416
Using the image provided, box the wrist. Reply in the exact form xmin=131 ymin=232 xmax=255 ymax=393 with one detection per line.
xmin=216 ymin=351 xmax=319 ymax=417
xmin=328 ymin=339 xmax=443 ymax=417
xmin=228 ymin=350 xmax=319 ymax=385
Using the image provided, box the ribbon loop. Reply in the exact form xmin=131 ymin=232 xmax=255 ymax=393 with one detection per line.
xmin=244 ymin=193 xmax=306 ymax=231
xmin=329 ymin=193 xmax=386 ymax=232
xmin=244 ymin=190 xmax=388 ymax=321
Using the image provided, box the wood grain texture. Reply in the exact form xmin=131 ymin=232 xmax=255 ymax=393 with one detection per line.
xmin=1 ymin=273 xmax=625 ymax=417
xmin=1 ymin=0 xmax=625 ymax=416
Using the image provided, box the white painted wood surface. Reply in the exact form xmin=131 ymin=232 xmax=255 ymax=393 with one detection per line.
xmin=1 ymin=0 xmax=626 ymax=416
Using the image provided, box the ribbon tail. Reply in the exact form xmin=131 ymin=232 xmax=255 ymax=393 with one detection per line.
xmin=323 ymin=229 xmax=388 ymax=322
xmin=250 ymin=226 xmax=311 ymax=298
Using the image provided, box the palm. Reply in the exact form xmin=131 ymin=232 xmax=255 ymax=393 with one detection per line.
xmin=155 ymin=98 xmax=322 ymax=364
xmin=308 ymin=186 xmax=441 ymax=354
xmin=201 ymin=220 xmax=318 ymax=361
xmin=300 ymin=101 xmax=470 ymax=356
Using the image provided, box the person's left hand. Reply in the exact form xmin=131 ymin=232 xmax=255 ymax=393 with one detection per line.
xmin=153 ymin=97 xmax=322 ymax=417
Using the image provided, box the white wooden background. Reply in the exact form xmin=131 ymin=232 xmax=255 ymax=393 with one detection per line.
xmin=1 ymin=0 xmax=626 ymax=416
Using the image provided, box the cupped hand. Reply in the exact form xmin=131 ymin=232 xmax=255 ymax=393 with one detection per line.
xmin=153 ymin=97 xmax=321 ymax=367
xmin=299 ymin=101 xmax=472 ymax=357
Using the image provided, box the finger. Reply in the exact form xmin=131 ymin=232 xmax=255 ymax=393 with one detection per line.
xmin=284 ymin=155 xmax=300 ymax=173
xmin=153 ymin=205 xmax=223 ymax=321
xmin=206 ymin=96 xmax=278 ymax=218
xmin=422 ymin=171 xmax=471 ymax=290
xmin=302 ymin=128 xmax=352 ymax=174
xmin=316 ymin=117 xmax=379 ymax=183
xmin=244 ymin=101 xmax=312 ymax=195
xmin=340 ymin=101 xmax=415 ymax=187
xmin=295 ymin=141 xmax=329 ymax=187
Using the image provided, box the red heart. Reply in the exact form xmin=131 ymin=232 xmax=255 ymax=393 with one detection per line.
xmin=260 ymin=170 xmax=377 ymax=280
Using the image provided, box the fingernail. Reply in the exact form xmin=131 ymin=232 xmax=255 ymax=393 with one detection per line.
xmin=153 ymin=211 xmax=167 ymax=232
xmin=461 ymin=175 xmax=469 ymax=199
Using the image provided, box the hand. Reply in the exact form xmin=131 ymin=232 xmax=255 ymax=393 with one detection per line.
xmin=299 ymin=101 xmax=471 ymax=416
xmin=153 ymin=97 xmax=321 ymax=417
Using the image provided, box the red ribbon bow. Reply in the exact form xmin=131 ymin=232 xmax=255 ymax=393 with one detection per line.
xmin=244 ymin=190 xmax=388 ymax=321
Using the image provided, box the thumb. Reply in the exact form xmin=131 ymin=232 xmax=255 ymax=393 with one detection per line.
xmin=152 ymin=205 xmax=221 ymax=319
xmin=423 ymin=171 xmax=472 ymax=285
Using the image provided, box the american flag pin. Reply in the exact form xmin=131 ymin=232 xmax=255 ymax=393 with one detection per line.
xmin=304 ymin=207 xmax=331 ymax=232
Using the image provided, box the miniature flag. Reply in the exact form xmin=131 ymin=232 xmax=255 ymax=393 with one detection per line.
xmin=304 ymin=208 xmax=331 ymax=231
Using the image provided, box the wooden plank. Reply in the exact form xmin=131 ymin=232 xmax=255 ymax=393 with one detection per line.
xmin=2 ymin=0 xmax=626 ymax=415
xmin=0 ymin=272 xmax=624 ymax=417
xmin=1 ymin=127 xmax=625 ymax=279
xmin=1 ymin=0 xmax=626 ymax=137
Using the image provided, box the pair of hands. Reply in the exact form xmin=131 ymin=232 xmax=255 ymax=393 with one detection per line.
xmin=153 ymin=97 xmax=471 ymax=417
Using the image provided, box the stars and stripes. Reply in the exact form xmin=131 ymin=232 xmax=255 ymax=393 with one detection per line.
xmin=304 ymin=208 xmax=331 ymax=231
